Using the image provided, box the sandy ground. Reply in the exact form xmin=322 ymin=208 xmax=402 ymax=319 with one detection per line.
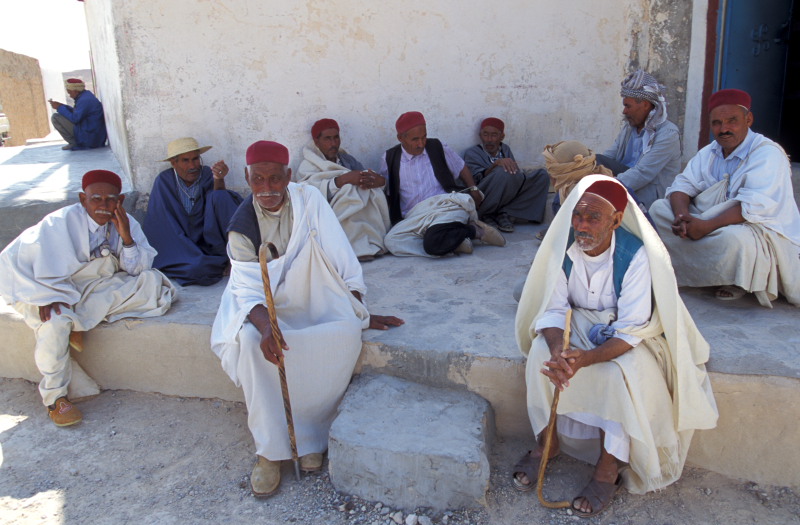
xmin=1 ymin=378 xmax=798 ymax=525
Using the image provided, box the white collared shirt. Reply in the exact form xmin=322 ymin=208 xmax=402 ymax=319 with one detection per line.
xmin=86 ymin=213 xmax=142 ymax=274
xmin=535 ymin=232 xmax=652 ymax=347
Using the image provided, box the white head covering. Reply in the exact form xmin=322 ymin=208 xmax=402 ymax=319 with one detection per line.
xmin=620 ymin=69 xmax=668 ymax=133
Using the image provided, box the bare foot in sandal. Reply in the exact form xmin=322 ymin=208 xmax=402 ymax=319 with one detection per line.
xmin=512 ymin=434 xmax=560 ymax=491
xmin=573 ymin=446 xmax=621 ymax=517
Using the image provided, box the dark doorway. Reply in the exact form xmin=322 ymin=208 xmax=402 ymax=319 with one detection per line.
xmin=714 ymin=0 xmax=795 ymax=155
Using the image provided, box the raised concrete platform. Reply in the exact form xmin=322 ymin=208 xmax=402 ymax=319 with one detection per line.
xmin=329 ymin=374 xmax=493 ymax=511
xmin=0 ymin=143 xmax=137 ymax=250
xmin=1 ymin=142 xmax=799 ymax=491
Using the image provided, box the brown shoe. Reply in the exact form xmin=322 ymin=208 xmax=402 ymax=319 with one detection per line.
xmin=453 ymin=238 xmax=473 ymax=254
xmin=48 ymin=397 xmax=83 ymax=427
xmin=251 ymin=455 xmax=280 ymax=497
xmin=300 ymin=452 xmax=324 ymax=472
xmin=69 ymin=331 xmax=84 ymax=352
xmin=474 ymin=220 xmax=506 ymax=247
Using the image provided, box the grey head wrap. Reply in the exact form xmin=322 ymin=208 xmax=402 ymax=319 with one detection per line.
xmin=620 ymin=69 xmax=668 ymax=132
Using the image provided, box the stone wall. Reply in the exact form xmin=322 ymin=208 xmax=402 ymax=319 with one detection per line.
xmin=83 ymin=0 xmax=701 ymax=193
xmin=0 ymin=49 xmax=50 ymax=146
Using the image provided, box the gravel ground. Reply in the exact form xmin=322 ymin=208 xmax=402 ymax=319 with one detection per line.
xmin=1 ymin=378 xmax=798 ymax=525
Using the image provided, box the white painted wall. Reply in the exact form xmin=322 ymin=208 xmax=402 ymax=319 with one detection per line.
xmin=83 ymin=0 xmax=688 ymax=194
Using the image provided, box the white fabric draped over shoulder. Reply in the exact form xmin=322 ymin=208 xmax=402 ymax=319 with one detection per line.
xmin=515 ymin=175 xmax=718 ymax=493
xmin=0 ymin=203 xmax=158 ymax=307
xmin=210 ymin=183 xmax=369 ymax=460
xmin=296 ymin=142 xmax=390 ymax=258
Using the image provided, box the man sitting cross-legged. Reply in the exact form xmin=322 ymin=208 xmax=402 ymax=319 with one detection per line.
xmin=296 ymin=118 xmax=391 ymax=261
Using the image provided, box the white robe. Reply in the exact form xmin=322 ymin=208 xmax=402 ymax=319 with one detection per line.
xmin=383 ymin=192 xmax=478 ymax=257
xmin=0 ymin=203 xmax=176 ymax=405
xmin=516 ymin=175 xmax=718 ymax=494
xmin=650 ymin=132 xmax=800 ymax=307
xmin=296 ymin=142 xmax=391 ymax=258
xmin=211 ymin=183 xmax=369 ymax=460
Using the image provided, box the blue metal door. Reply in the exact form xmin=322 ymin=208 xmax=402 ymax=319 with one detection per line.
xmin=716 ymin=0 xmax=793 ymax=140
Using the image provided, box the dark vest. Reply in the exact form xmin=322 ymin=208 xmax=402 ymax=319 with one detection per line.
xmin=226 ymin=195 xmax=262 ymax=258
xmin=384 ymin=138 xmax=463 ymax=225
xmin=562 ymin=227 xmax=644 ymax=298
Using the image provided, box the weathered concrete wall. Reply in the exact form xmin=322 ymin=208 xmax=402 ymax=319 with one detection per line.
xmin=0 ymin=49 xmax=50 ymax=146
xmin=82 ymin=0 xmax=131 ymax=180
xmin=629 ymin=0 xmax=697 ymax=160
xmin=82 ymin=0 xmax=698 ymax=194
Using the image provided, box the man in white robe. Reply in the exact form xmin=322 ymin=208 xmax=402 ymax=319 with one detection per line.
xmin=0 ymin=170 xmax=176 ymax=426
xmin=515 ymin=175 xmax=717 ymax=516
xmin=650 ymin=89 xmax=800 ymax=307
xmin=380 ymin=111 xmax=505 ymax=257
xmin=295 ymin=118 xmax=391 ymax=261
xmin=210 ymin=141 xmax=403 ymax=498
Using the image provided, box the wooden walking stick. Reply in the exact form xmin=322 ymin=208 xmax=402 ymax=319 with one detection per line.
xmin=536 ymin=308 xmax=572 ymax=509
xmin=258 ymin=242 xmax=301 ymax=481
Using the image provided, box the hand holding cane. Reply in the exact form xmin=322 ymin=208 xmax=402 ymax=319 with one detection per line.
xmin=258 ymin=242 xmax=301 ymax=480
xmin=537 ymin=308 xmax=572 ymax=509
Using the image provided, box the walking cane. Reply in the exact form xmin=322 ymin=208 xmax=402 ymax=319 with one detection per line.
xmin=258 ymin=242 xmax=301 ymax=481
xmin=536 ymin=308 xmax=572 ymax=509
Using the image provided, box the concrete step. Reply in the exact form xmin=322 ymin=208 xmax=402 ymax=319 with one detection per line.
xmin=329 ymin=373 xmax=494 ymax=512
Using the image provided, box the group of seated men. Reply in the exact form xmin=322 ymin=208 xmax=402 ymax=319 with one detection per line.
xmin=0 ymin=67 xmax=798 ymax=517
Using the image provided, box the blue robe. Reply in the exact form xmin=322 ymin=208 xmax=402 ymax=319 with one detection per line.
xmin=56 ymin=90 xmax=107 ymax=149
xmin=143 ymin=166 xmax=242 ymax=285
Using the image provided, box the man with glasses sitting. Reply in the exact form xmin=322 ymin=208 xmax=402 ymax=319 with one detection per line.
xmin=0 ymin=170 xmax=176 ymax=427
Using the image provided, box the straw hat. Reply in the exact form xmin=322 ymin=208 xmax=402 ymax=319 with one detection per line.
xmin=162 ymin=137 xmax=212 ymax=161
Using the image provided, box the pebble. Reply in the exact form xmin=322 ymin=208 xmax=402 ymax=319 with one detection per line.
xmin=391 ymin=511 xmax=404 ymax=524
xmin=566 ymin=508 xmax=573 ymax=515
xmin=418 ymin=516 xmax=433 ymax=525
xmin=375 ymin=502 xmax=383 ymax=510
xmin=705 ymin=488 xmax=712 ymax=495
xmin=380 ymin=507 xmax=391 ymax=515
xmin=405 ymin=514 xmax=418 ymax=525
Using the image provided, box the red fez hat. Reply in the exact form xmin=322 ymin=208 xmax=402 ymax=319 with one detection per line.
xmin=480 ymin=117 xmax=505 ymax=132
xmin=82 ymin=170 xmax=122 ymax=191
xmin=584 ymin=179 xmax=628 ymax=213
xmin=246 ymin=141 xmax=290 ymax=166
xmin=396 ymin=111 xmax=426 ymax=134
xmin=311 ymin=118 xmax=339 ymax=138
xmin=708 ymin=89 xmax=751 ymax=112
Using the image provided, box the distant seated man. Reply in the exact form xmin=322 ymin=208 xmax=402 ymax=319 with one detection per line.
xmin=379 ymin=111 xmax=505 ymax=257
xmin=296 ymin=118 xmax=391 ymax=261
xmin=597 ymin=70 xmax=681 ymax=209
xmin=650 ymin=89 xmax=800 ymax=307
xmin=0 ymin=170 xmax=176 ymax=427
xmin=211 ymin=141 xmax=402 ymax=497
xmin=463 ymin=118 xmax=549 ymax=232
xmin=48 ymin=78 xmax=107 ymax=151
xmin=143 ymin=137 xmax=243 ymax=286
xmin=514 ymin=176 xmax=717 ymax=515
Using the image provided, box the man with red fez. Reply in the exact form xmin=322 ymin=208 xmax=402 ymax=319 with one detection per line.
xmin=380 ymin=111 xmax=506 ymax=257
xmin=49 ymin=78 xmax=107 ymax=150
xmin=650 ymin=88 xmax=800 ymax=307
xmin=0 ymin=170 xmax=176 ymax=427
xmin=594 ymin=70 xmax=681 ymax=209
xmin=515 ymin=175 xmax=717 ymax=515
xmin=462 ymin=117 xmax=550 ymax=232
xmin=211 ymin=141 xmax=403 ymax=497
xmin=143 ymin=137 xmax=243 ymax=286
xmin=295 ymin=118 xmax=391 ymax=261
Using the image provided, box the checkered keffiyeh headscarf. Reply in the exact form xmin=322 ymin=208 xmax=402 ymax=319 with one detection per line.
xmin=620 ymin=69 xmax=668 ymax=132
